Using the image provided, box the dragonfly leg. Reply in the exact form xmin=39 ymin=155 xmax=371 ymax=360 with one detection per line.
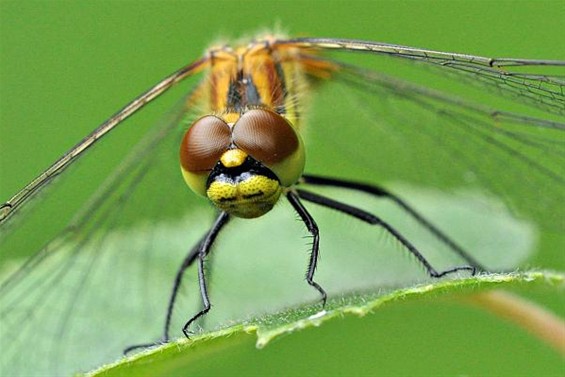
xmin=181 ymin=211 xmax=230 ymax=337
xmin=287 ymin=191 xmax=328 ymax=307
xmin=124 ymin=211 xmax=230 ymax=354
xmin=295 ymin=187 xmax=477 ymax=278
xmin=300 ymin=174 xmax=485 ymax=272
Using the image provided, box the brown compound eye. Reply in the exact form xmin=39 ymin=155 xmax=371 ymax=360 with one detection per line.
xmin=180 ymin=115 xmax=232 ymax=172
xmin=232 ymin=109 xmax=299 ymax=165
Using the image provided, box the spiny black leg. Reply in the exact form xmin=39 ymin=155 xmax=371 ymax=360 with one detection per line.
xmin=296 ymin=189 xmax=476 ymax=278
xmin=124 ymin=212 xmax=230 ymax=354
xmin=182 ymin=211 xmax=230 ymax=337
xmin=124 ymin=236 xmax=204 ymax=354
xmin=287 ymin=191 xmax=328 ymax=306
xmin=301 ymin=174 xmax=485 ymax=271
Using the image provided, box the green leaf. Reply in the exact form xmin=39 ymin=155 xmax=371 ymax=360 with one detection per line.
xmin=90 ymin=271 xmax=564 ymax=377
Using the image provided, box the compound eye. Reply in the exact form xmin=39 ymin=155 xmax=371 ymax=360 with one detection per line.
xmin=180 ymin=115 xmax=232 ymax=172
xmin=232 ymin=109 xmax=299 ymax=165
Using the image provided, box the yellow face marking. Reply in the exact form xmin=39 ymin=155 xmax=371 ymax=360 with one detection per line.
xmin=206 ymin=175 xmax=282 ymax=218
xmin=220 ymin=149 xmax=248 ymax=168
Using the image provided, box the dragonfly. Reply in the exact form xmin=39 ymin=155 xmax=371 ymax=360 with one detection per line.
xmin=0 ymin=34 xmax=563 ymax=376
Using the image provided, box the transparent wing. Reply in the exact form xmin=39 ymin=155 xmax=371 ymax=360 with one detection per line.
xmin=300 ymin=52 xmax=563 ymax=268
xmin=0 ymin=87 xmax=213 ymax=375
xmin=1 ymin=37 xmax=563 ymax=376
xmin=277 ymin=37 xmax=565 ymax=115
xmin=307 ymin=57 xmax=564 ymax=224
xmin=0 ymin=57 xmax=209 ymax=224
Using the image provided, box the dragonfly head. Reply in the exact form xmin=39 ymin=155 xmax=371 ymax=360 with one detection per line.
xmin=180 ymin=108 xmax=305 ymax=218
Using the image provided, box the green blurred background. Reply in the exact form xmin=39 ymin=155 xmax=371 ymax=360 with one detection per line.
xmin=1 ymin=1 xmax=563 ymax=376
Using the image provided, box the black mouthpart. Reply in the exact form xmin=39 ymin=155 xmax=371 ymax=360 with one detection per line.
xmin=206 ymin=156 xmax=280 ymax=188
